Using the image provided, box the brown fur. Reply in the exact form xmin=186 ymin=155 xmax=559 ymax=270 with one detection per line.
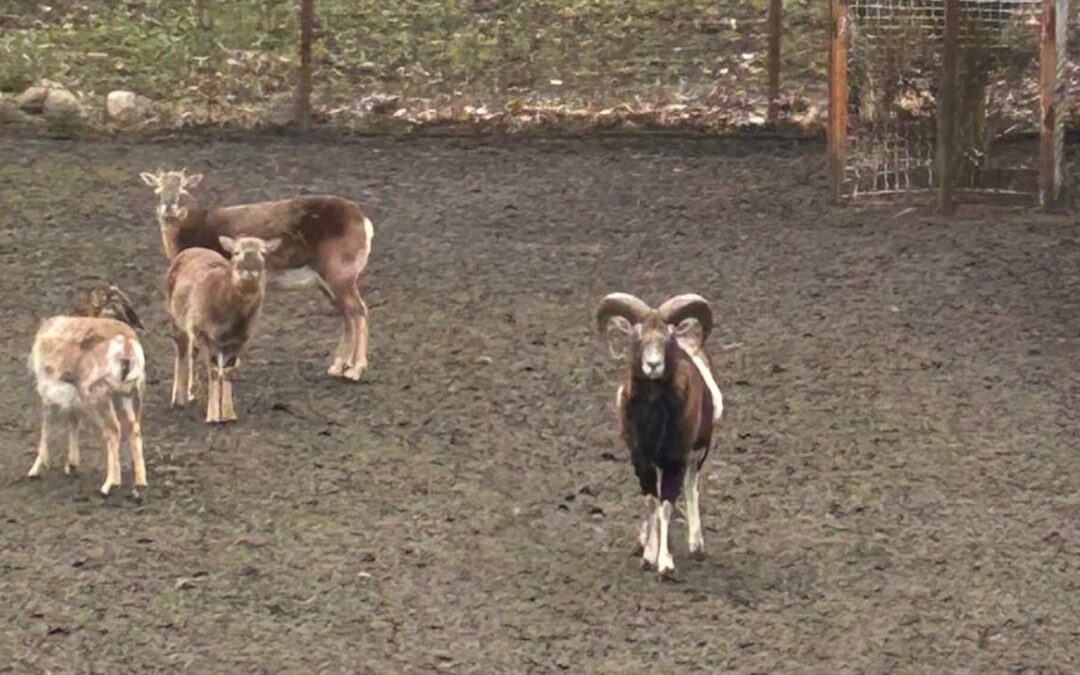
xmin=29 ymin=316 xmax=147 ymax=497
xmin=143 ymin=168 xmax=373 ymax=380
xmin=164 ymin=239 xmax=275 ymax=423
xmin=597 ymin=292 xmax=720 ymax=574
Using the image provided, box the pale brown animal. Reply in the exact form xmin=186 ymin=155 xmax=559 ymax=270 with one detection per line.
xmin=597 ymin=293 xmax=723 ymax=577
xmin=28 ymin=287 xmax=147 ymax=497
xmin=165 ymin=236 xmax=280 ymax=423
xmin=141 ymin=168 xmax=373 ymax=381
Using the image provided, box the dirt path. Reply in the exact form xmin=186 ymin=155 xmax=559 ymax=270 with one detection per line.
xmin=0 ymin=134 xmax=1078 ymax=674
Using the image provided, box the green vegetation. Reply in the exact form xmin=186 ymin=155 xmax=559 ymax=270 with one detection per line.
xmin=0 ymin=0 xmax=827 ymax=130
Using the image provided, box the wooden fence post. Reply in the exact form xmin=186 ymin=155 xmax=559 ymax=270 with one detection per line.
xmin=767 ymin=0 xmax=782 ymax=123
xmin=828 ymin=0 xmax=848 ymax=203
xmin=936 ymin=0 xmax=960 ymax=215
xmin=296 ymin=0 xmax=315 ymax=129
xmin=1039 ymin=0 xmax=1067 ymax=209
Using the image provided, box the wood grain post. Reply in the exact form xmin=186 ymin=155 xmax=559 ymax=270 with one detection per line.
xmin=936 ymin=0 xmax=960 ymax=215
xmin=295 ymin=0 xmax=315 ymax=129
xmin=1039 ymin=0 xmax=1067 ymax=209
xmin=767 ymin=0 xmax=782 ymax=124
xmin=828 ymin=0 xmax=848 ymax=203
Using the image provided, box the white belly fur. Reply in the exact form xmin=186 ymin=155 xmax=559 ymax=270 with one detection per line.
xmin=274 ymin=267 xmax=322 ymax=290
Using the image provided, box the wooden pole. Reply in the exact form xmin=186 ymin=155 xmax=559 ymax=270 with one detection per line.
xmin=827 ymin=0 xmax=848 ymax=203
xmin=936 ymin=0 xmax=960 ymax=215
xmin=1038 ymin=0 xmax=1067 ymax=209
xmin=767 ymin=0 xmax=782 ymax=123
xmin=295 ymin=0 xmax=315 ymax=129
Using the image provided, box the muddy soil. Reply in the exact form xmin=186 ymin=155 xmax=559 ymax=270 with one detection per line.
xmin=0 ymin=133 xmax=1078 ymax=674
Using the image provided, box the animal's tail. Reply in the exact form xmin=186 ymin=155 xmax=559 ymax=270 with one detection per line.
xmin=108 ymin=335 xmax=146 ymax=386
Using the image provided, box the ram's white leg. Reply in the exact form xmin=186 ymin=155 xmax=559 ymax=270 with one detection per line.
xmin=685 ymin=462 xmax=705 ymax=558
xmin=641 ymin=495 xmax=660 ymax=569
xmin=656 ymin=497 xmax=676 ymax=577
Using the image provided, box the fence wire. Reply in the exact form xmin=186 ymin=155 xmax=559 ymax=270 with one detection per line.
xmin=843 ymin=0 xmax=1043 ymax=199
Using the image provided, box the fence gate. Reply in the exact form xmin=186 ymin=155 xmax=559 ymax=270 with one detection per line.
xmin=828 ymin=0 xmax=1067 ymax=210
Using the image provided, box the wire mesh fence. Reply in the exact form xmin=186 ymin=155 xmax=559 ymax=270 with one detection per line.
xmin=0 ymin=0 xmax=829 ymax=131
xmin=1 ymin=0 xmax=1076 ymax=147
xmin=838 ymin=0 xmax=1054 ymax=202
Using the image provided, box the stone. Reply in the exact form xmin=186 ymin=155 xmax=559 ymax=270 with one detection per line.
xmin=43 ymin=88 xmax=81 ymax=121
xmin=16 ymin=86 xmax=50 ymax=113
xmin=106 ymin=90 xmax=150 ymax=124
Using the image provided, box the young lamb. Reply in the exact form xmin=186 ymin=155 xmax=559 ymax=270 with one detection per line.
xmin=141 ymin=168 xmax=373 ymax=381
xmin=28 ymin=286 xmax=147 ymax=497
xmin=597 ymin=293 xmax=723 ymax=577
xmin=165 ymin=236 xmax=280 ymax=423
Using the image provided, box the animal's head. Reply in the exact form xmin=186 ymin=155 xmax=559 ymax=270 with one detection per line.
xmin=140 ymin=168 xmax=203 ymax=222
xmin=597 ymin=293 xmax=713 ymax=380
xmin=219 ymin=236 xmax=282 ymax=286
xmin=75 ymin=285 xmax=144 ymax=331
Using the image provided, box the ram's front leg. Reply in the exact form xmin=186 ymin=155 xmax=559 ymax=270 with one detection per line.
xmin=640 ymin=495 xmax=660 ymax=570
xmin=204 ymin=354 xmax=222 ymax=424
xmin=217 ymin=355 xmax=238 ymax=423
xmin=684 ymin=457 xmax=706 ymax=559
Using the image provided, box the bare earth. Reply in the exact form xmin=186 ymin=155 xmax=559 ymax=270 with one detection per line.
xmin=0 ymin=134 xmax=1078 ymax=674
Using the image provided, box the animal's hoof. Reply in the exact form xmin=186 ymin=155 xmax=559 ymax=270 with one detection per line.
xmin=26 ymin=471 xmax=42 ymax=480
xmin=342 ymin=365 xmax=365 ymax=381
xmin=688 ymin=548 xmax=707 ymax=561
xmin=129 ymin=487 xmax=146 ymax=502
xmin=640 ymin=557 xmax=655 ymax=571
xmin=657 ymin=554 xmax=676 ymax=578
xmin=100 ymin=485 xmax=114 ymax=498
xmin=64 ymin=464 xmax=78 ymax=476
xmin=327 ymin=360 xmax=346 ymax=377
xmin=658 ymin=567 xmax=678 ymax=581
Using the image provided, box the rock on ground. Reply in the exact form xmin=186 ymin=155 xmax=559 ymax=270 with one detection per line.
xmin=15 ymin=86 xmax=50 ymax=113
xmin=106 ymin=90 xmax=151 ymax=124
xmin=43 ymin=88 xmax=82 ymax=122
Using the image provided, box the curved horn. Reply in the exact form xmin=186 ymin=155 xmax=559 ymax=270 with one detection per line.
xmin=596 ymin=293 xmax=652 ymax=335
xmin=107 ymin=285 xmax=144 ymax=331
xmin=658 ymin=293 xmax=713 ymax=342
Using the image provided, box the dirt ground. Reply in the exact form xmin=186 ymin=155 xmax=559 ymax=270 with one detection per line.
xmin=0 ymin=133 xmax=1078 ymax=674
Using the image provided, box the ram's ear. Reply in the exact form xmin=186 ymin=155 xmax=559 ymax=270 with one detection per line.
xmin=673 ymin=318 xmax=705 ymax=354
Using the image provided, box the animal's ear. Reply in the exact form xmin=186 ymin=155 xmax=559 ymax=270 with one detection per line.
xmin=604 ymin=316 xmax=635 ymax=360
xmin=219 ymin=236 xmax=237 ymax=254
xmin=140 ymin=172 xmax=160 ymax=187
xmin=184 ymin=173 xmax=203 ymax=189
xmin=673 ymin=318 xmax=705 ymax=353
xmin=262 ymin=238 xmax=282 ymax=254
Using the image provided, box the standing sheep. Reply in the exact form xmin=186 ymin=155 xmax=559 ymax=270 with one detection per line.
xmin=597 ymin=293 xmax=723 ymax=577
xmin=166 ymin=236 xmax=280 ymax=423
